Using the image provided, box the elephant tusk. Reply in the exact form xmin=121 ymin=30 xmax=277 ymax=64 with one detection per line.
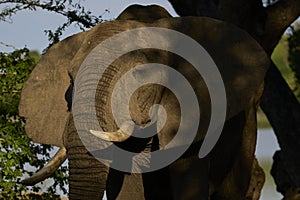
xmin=21 ymin=147 xmax=67 ymax=186
xmin=89 ymin=129 xmax=131 ymax=142
xmin=89 ymin=121 xmax=134 ymax=142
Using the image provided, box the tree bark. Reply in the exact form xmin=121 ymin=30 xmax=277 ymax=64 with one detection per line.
xmin=263 ymin=0 xmax=300 ymax=53
xmin=168 ymin=0 xmax=300 ymax=197
xmin=261 ymin=62 xmax=300 ymax=195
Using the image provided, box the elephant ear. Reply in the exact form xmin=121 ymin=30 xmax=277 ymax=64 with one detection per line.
xmin=154 ymin=17 xmax=270 ymax=120
xmin=19 ymin=33 xmax=85 ymax=147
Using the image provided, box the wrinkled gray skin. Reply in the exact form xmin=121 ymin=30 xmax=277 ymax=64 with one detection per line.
xmin=19 ymin=4 xmax=270 ymax=200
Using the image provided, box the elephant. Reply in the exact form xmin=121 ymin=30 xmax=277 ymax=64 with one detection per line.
xmin=19 ymin=4 xmax=270 ymax=200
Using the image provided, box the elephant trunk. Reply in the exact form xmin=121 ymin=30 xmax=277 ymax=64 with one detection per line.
xmin=65 ymin=114 xmax=109 ymax=200
xmin=68 ymin=147 xmax=108 ymax=199
xmin=21 ymin=147 xmax=67 ymax=185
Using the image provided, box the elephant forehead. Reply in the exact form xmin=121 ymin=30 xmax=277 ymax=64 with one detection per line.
xmin=117 ymin=4 xmax=172 ymax=22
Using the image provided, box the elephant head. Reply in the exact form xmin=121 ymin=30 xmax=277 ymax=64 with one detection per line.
xmin=19 ymin=4 xmax=269 ymax=200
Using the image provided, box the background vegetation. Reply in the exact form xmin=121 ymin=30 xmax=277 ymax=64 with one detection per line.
xmin=288 ymin=23 xmax=300 ymax=98
xmin=0 ymin=0 xmax=104 ymax=198
xmin=258 ymin=24 xmax=300 ymax=129
xmin=0 ymin=48 xmax=68 ymax=199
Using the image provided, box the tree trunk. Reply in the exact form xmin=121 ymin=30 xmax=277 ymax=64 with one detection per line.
xmin=261 ymin=62 xmax=300 ymax=195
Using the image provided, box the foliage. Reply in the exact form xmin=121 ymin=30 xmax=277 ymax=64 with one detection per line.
xmin=288 ymin=23 xmax=300 ymax=98
xmin=271 ymin=35 xmax=294 ymax=88
xmin=0 ymin=48 xmax=67 ymax=199
xmin=0 ymin=0 xmax=108 ymax=47
xmin=0 ymin=1 xmax=106 ymax=198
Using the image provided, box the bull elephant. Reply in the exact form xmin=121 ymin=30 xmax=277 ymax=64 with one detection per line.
xmin=19 ymin=4 xmax=269 ymax=200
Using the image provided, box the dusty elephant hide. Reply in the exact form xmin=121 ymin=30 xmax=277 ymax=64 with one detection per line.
xmin=19 ymin=4 xmax=270 ymax=200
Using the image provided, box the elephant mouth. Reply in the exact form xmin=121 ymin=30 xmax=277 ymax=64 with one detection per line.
xmin=89 ymin=118 xmax=157 ymax=142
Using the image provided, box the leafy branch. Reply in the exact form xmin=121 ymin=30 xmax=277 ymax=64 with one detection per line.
xmin=288 ymin=23 xmax=300 ymax=98
xmin=0 ymin=48 xmax=68 ymax=199
xmin=0 ymin=0 xmax=109 ymax=46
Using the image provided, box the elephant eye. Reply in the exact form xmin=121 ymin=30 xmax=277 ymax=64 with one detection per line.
xmin=64 ymin=82 xmax=74 ymax=112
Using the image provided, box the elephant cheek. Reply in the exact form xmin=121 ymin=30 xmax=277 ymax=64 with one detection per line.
xmin=129 ymin=84 xmax=165 ymax=127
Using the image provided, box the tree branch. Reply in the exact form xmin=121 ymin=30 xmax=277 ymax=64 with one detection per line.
xmin=263 ymin=0 xmax=300 ymax=53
